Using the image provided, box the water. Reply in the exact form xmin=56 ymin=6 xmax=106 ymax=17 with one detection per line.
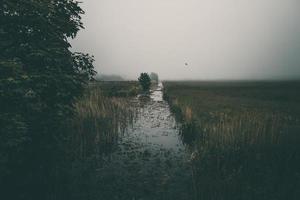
xmin=91 ymin=83 xmax=194 ymax=200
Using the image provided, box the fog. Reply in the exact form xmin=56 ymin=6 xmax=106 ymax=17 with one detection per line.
xmin=71 ymin=0 xmax=300 ymax=80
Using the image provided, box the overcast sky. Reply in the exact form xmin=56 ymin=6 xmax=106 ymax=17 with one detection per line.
xmin=71 ymin=0 xmax=300 ymax=80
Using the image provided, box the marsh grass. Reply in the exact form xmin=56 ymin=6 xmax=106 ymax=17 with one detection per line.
xmin=69 ymin=83 xmax=137 ymax=160
xmin=65 ymin=82 xmax=139 ymax=199
xmin=164 ymin=81 xmax=300 ymax=200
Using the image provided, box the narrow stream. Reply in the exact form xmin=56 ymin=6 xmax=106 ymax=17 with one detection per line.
xmin=94 ymin=83 xmax=194 ymax=200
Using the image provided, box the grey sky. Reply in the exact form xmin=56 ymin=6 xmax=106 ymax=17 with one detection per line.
xmin=71 ymin=0 xmax=300 ymax=80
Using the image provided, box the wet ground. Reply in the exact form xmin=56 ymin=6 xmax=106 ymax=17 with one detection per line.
xmin=93 ymin=83 xmax=194 ymax=200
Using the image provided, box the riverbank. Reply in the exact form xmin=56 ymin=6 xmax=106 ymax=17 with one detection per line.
xmin=163 ymin=81 xmax=300 ymax=200
xmin=67 ymin=82 xmax=195 ymax=200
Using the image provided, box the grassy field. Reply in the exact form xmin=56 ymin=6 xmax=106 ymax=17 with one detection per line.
xmin=163 ymin=81 xmax=300 ymax=200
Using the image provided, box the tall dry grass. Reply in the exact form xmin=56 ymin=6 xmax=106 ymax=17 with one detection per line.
xmin=163 ymin=81 xmax=300 ymax=200
xmin=69 ymin=87 xmax=136 ymax=160
xmin=65 ymin=83 xmax=138 ymax=199
xmin=189 ymin=110 xmax=299 ymax=200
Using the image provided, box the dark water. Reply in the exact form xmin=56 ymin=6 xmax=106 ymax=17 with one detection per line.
xmin=89 ymin=83 xmax=194 ymax=200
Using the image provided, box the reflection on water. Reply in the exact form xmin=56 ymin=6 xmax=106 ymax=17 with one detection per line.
xmin=83 ymin=83 xmax=194 ymax=200
xmin=150 ymin=82 xmax=164 ymax=102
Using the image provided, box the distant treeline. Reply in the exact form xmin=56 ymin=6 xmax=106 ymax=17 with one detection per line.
xmin=95 ymin=74 xmax=125 ymax=81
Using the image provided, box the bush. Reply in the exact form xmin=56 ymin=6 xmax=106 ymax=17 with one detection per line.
xmin=138 ymin=73 xmax=151 ymax=91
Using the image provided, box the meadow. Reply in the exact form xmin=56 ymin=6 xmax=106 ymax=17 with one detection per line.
xmin=163 ymin=81 xmax=300 ymax=200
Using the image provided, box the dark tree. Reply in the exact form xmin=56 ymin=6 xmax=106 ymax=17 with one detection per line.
xmin=0 ymin=0 xmax=95 ymax=199
xmin=138 ymin=73 xmax=151 ymax=91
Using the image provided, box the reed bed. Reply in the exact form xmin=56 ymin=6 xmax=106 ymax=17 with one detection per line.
xmin=163 ymin=81 xmax=300 ymax=200
xmin=69 ymin=84 xmax=136 ymax=160
xmin=65 ymin=82 xmax=138 ymax=199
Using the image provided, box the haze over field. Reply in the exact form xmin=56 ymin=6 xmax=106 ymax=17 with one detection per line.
xmin=72 ymin=0 xmax=300 ymax=80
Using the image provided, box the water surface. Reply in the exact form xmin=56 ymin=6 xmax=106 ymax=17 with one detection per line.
xmin=91 ymin=83 xmax=194 ymax=200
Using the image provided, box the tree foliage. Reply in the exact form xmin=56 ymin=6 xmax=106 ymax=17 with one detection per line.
xmin=0 ymin=0 xmax=95 ymax=199
xmin=138 ymin=73 xmax=151 ymax=91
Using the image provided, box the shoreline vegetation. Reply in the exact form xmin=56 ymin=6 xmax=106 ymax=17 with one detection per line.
xmin=67 ymin=81 xmax=140 ymax=198
xmin=70 ymin=81 xmax=140 ymax=156
xmin=68 ymin=80 xmax=300 ymax=199
xmin=163 ymin=80 xmax=300 ymax=199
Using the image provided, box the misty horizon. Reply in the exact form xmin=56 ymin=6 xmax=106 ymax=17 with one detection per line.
xmin=95 ymin=73 xmax=300 ymax=81
xmin=71 ymin=0 xmax=300 ymax=80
